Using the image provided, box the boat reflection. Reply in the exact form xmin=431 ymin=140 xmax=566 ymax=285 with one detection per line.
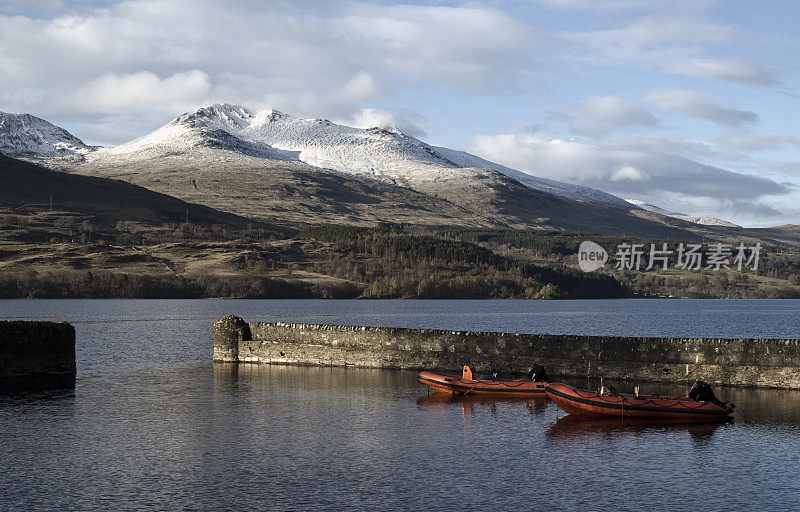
xmin=417 ymin=392 xmax=549 ymax=417
xmin=546 ymin=413 xmax=728 ymax=442
xmin=0 ymin=374 xmax=76 ymax=395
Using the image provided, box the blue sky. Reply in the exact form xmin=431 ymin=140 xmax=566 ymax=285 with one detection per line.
xmin=1 ymin=0 xmax=798 ymax=226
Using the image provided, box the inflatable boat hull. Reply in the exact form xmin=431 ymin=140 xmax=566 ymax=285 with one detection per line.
xmin=417 ymin=371 xmax=547 ymax=397
xmin=545 ymin=383 xmax=732 ymax=421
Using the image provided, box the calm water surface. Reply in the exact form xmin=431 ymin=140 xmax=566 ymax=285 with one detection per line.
xmin=2 ymin=299 xmax=800 ymax=511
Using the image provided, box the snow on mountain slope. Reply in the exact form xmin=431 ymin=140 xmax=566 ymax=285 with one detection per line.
xmin=431 ymin=146 xmax=632 ymax=206
xmin=95 ymin=104 xmax=463 ymax=185
xmin=0 ymin=112 xmax=96 ymax=158
xmin=625 ymin=199 xmax=739 ymax=227
xmin=93 ymin=104 xmax=297 ymax=161
xmin=93 ymin=103 xmax=634 ymax=204
xmin=0 ymin=106 xmax=748 ymax=228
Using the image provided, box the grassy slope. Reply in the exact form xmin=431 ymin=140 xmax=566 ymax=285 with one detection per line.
xmin=0 ymin=154 xmax=269 ymax=229
xmin=58 ymin=151 xmax=766 ymax=241
xmin=66 ymin=154 xmax=498 ymax=228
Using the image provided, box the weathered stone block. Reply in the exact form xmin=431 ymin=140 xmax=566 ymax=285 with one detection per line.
xmin=0 ymin=321 xmax=76 ymax=384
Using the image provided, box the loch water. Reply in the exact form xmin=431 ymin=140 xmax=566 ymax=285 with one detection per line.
xmin=2 ymin=299 xmax=800 ymax=511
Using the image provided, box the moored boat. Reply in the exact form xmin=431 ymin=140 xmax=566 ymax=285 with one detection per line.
xmin=545 ymin=381 xmax=734 ymax=421
xmin=417 ymin=365 xmax=548 ymax=397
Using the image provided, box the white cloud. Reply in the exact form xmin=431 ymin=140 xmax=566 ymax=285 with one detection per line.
xmin=332 ymin=4 xmax=549 ymax=91
xmin=666 ymin=59 xmax=778 ymax=85
xmin=610 ymin=165 xmax=649 ymax=182
xmin=645 ymin=88 xmax=759 ymax=127
xmin=76 ymin=70 xmax=212 ymax=113
xmin=556 ymin=5 xmax=781 ymax=88
xmin=337 ymin=71 xmax=381 ymax=101
xmin=720 ymin=133 xmax=800 ymax=153
xmin=0 ymin=0 xmax=795 ymax=226
xmin=467 ymin=130 xmax=789 ymax=218
xmin=537 ymin=0 xmax=713 ymax=13
xmin=551 ymin=95 xmax=659 ymax=136
xmin=0 ymin=0 xmax=550 ymax=143
xmin=760 ymin=160 xmax=800 ymax=175
xmin=566 ymin=15 xmax=740 ymax=65
xmin=342 ymin=108 xmax=427 ymax=137
xmin=596 ymin=137 xmax=729 ymax=164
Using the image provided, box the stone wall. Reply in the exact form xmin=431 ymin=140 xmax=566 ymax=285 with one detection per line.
xmin=0 ymin=321 xmax=76 ymax=382
xmin=213 ymin=316 xmax=800 ymax=389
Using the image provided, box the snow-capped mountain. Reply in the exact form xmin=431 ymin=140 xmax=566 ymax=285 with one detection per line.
xmin=92 ymin=104 xmax=630 ymax=204
xmin=625 ymin=199 xmax=739 ymax=227
xmin=0 ymin=112 xmax=97 ymax=158
xmin=92 ymin=104 xmax=482 ymax=187
xmin=1 ymin=104 xmax=739 ymax=229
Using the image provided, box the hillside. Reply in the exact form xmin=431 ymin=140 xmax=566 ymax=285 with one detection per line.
xmin=0 ymin=154 xmax=264 ymax=230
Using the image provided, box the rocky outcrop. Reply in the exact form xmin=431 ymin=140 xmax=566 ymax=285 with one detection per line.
xmin=213 ymin=316 xmax=800 ymax=389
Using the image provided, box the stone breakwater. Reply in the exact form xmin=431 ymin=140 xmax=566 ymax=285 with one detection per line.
xmin=0 ymin=321 xmax=76 ymax=385
xmin=213 ymin=316 xmax=800 ymax=389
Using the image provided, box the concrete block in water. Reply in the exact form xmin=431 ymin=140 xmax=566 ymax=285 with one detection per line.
xmin=0 ymin=321 xmax=76 ymax=388
xmin=213 ymin=315 xmax=251 ymax=362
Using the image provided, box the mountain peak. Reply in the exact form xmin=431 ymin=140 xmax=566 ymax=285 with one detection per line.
xmin=0 ymin=111 xmax=96 ymax=159
xmin=176 ymin=103 xmax=254 ymax=130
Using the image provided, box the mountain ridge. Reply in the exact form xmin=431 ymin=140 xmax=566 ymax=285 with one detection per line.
xmin=0 ymin=112 xmax=98 ymax=159
xmin=0 ymin=105 xmax=747 ymax=234
xmin=81 ymin=103 xmax=638 ymax=206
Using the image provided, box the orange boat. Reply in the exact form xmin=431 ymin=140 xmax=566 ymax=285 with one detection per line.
xmin=545 ymin=382 xmax=734 ymax=421
xmin=417 ymin=365 xmax=548 ymax=397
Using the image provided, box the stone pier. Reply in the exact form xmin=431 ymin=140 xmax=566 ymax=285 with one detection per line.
xmin=213 ymin=315 xmax=800 ymax=389
xmin=0 ymin=321 xmax=76 ymax=389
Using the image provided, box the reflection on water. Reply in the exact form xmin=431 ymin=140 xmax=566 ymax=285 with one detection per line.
xmin=3 ymin=364 xmax=800 ymax=510
xmin=3 ymin=299 xmax=800 ymax=510
xmin=546 ymin=414 xmax=728 ymax=444
xmin=0 ymin=374 xmax=75 ymax=394
xmin=417 ymin=392 xmax=549 ymax=417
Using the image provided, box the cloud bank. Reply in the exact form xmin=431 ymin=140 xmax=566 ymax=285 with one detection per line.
xmin=468 ymin=131 xmax=789 ymax=219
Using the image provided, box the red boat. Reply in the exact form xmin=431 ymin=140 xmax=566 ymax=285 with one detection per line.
xmin=545 ymin=382 xmax=734 ymax=421
xmin=417 ymin=365 xmax=548 ymax=397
